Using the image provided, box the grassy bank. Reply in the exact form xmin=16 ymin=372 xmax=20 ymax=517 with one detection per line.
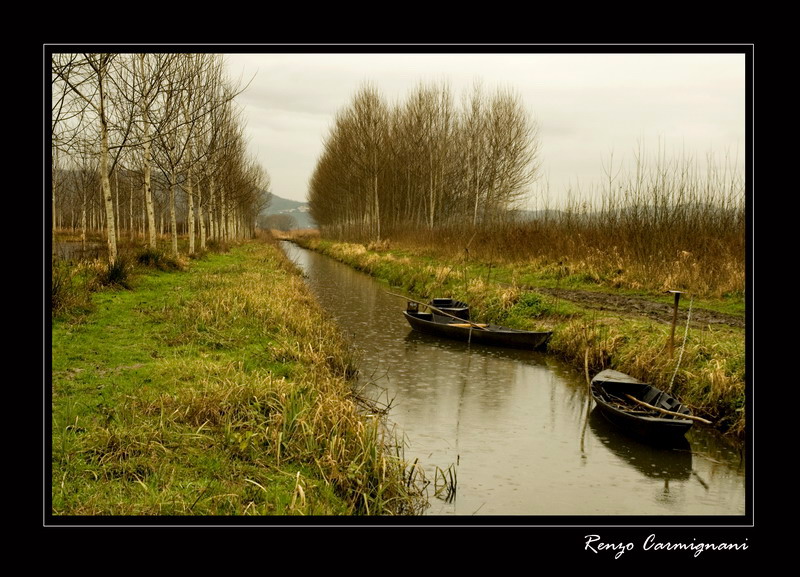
xmin=283 ymin=231 xmax=746 ymax=441
xmin=49 ymin=236 xmax=427 ymax=517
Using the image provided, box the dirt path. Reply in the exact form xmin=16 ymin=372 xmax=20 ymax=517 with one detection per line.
xmin=536 ymin=287 xmax=745 ymax=329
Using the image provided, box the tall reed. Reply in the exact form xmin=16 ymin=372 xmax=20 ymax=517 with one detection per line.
xmin=327 ymin=149 xmax=746 ymax=300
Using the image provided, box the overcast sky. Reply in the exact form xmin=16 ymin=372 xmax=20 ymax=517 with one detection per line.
xmin=223 ymin=48 xmax=748 ymax=206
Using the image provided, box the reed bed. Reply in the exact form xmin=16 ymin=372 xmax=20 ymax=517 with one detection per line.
xmin=370 ymin=198 xmax=744 ymax=301
xmin=306 ymin=150 xmax=745 ymax=301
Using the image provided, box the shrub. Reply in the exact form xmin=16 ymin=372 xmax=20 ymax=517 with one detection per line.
xmin=97 ymin=256 xmax=132 ymax=289
xmin=136 ymin=248 xmax=183 ymax=271
xmin=51 ymin=258 xmax=93 ymax=317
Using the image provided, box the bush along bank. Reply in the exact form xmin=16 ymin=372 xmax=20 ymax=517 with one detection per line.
xmin=50 ymin=238 xmax=428 ymax=516
xmin=289 ymin=235 xmax=746 ymax=441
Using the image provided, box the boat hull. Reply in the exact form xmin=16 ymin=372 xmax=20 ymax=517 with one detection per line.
xmin=590 ymin=369 xmax=694 ymax=442
xmin=403 ymin=310 xmax=552 ymax=350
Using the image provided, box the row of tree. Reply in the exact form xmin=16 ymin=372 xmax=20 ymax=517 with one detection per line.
xmin=307 ymin=81 xmax=541 ymax=240
xmin=50 ymin=52 xmax=271 ymax=263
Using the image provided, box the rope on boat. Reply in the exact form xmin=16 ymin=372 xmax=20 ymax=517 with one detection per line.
xmin=669 ymin=296 xmax=694 ymax=390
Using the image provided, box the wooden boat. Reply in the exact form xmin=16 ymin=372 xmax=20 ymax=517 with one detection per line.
xmin=428 ymin=297 xmax=470 ymax=320
xmin=590 ymin=369 xmax=696 ymax=441
xmin=402 ymin=299 xmax=552 ymax=350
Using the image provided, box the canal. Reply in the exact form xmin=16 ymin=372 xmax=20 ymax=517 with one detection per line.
xmin=280 ymin=241 xmax=747 ymax=518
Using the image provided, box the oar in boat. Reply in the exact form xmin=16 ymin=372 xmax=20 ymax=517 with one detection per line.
xmin=386 ymin=292 xmax=490 ymax=331
xmin=624 ymin=394 xmax=713 ymax=425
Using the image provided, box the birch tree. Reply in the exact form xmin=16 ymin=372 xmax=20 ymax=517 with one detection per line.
xmin=184 ymin=55 xmax=236 ymax=254
xmin=51 ymin=50 xmax=271 ymax=255
xmin=51 ymin=54 xmax=89 ymax=245
xmin=150 ymin=54 xmax=207 ymax=257
xmin=51 ymin=53 xmax=128 ymax=263
xmin=122 ymin=53 xmax=183 ymax=249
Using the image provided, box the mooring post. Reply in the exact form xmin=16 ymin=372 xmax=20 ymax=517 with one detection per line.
xmin=668 ymin=290 xmax=683 ymax=358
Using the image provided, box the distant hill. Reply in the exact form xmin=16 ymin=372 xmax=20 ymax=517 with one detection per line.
xmin=262 ymin=194 xmax=316 ymax=230
xmin=269 ymin=195 xmax=305 ymax=213
xmin=260 ymin=198 xmax=568 ymax=231
xmin=510 ymin=209 xmax=567 ymax=222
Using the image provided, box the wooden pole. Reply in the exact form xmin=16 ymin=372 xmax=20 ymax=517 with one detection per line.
xmin=668 ymin=290 xmax=683 ymax=358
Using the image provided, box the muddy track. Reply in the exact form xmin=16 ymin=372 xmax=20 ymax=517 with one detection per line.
xmin=534 ymin=287 xmax=745 ymax=329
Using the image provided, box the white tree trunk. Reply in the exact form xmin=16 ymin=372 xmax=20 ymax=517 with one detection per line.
xmin=143 ymin=137 xmax=157 ymax=249
xmin=187 ymin=169 xmax=195 ymax=255
xmin=100 ymin=116 xmax=118 ymax=264
xmin=169 ymin=176 xmax=179 ymax=257
xmin=208 ymin=178 xmax=216 ymax=241
xmin=198 ymin=182 xmax=206 ymax=250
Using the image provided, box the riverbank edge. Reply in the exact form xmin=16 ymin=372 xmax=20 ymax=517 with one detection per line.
xmin=49 ymin=238 xmax=427 ymax=517
xmin=286 ymin=235 xmax=746 ymax=443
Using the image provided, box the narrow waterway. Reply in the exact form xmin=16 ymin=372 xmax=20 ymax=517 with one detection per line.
xmin=281 ymin=241 xmax=747 ymax=518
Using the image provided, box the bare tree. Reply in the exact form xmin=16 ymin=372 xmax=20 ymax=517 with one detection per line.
xmin=457 ymin=82 xmax=489 ymax=226
xmin=347 ymin=84 xmax=390 ymax=240
xmin=184 ymin=55 xmax=244 ymax=254
xmin=407 ymin=83 xmax=455 ymax=229
xmin=52 ymin=53 xmax=125 ymax=263
xmin=482 ymin=87 xmax=541 ymax=223
xmin=75 ymin=147 xmax=101 ymax=243
xmin=149 ymin=54 xmax=210 ymax=257
xmin=51 ymin=50 xmax=272 ymax=260
xmin=121 ymin=53 xmax=184 ymax=249
xmin=309 ymin=109 xmax=365 ymax=238
xmin=51 ymin=54 xmax=89 ymax=245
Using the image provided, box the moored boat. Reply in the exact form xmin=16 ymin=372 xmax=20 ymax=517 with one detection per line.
xmin=402 ymin=299 xmax=552 ymax=350
xmin=428 ymin=297 xmax=471 ymax=320
xmin=590 ymin=369 xmax=697 ymax=442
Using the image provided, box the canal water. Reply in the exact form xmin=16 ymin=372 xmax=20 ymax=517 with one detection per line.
xmin=280 ymin=241 xmax=747 ymax=518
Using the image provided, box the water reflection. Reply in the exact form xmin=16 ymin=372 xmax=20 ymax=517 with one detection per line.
xmin=589 ymin=407 xmax=693 ymax=481
xmin=280 ymin=241 xmax=746 ymax=517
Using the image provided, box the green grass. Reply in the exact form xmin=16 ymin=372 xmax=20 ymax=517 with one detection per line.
xmin=50 ymin=240 xmax=427 ymax=517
